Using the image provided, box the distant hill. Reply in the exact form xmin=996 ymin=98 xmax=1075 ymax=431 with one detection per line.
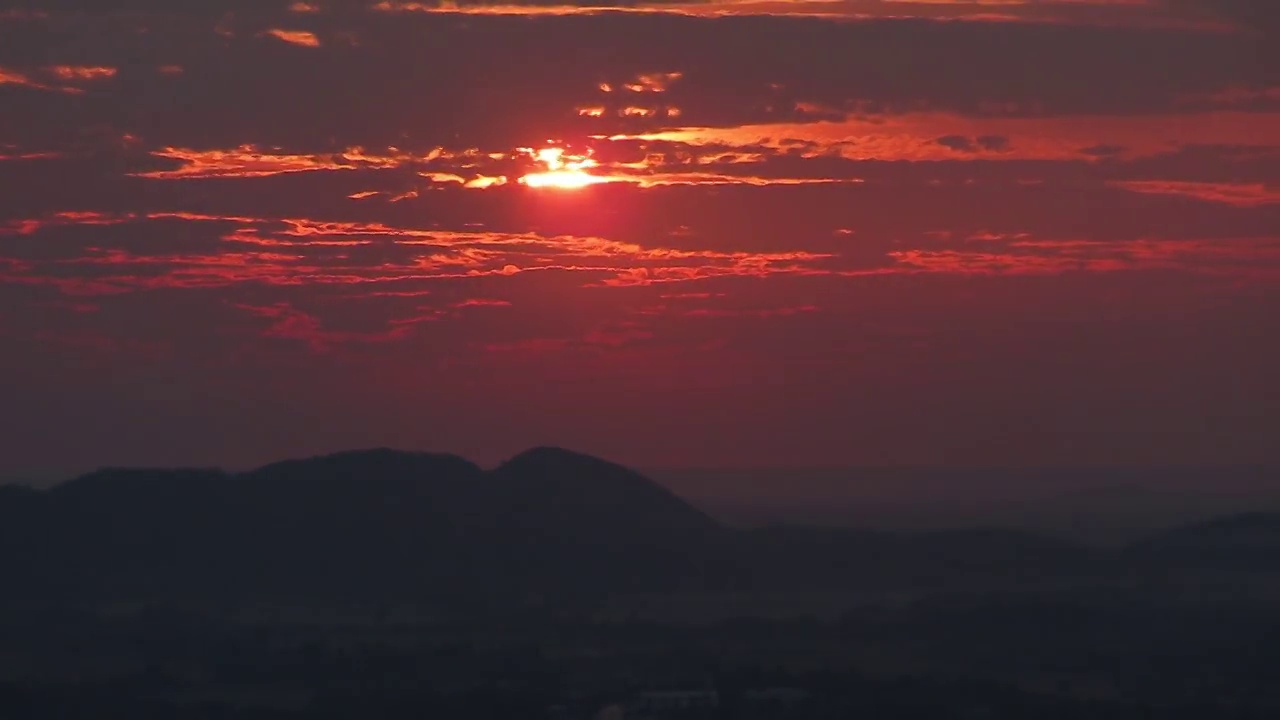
xmin=651 ymin=466 xmax=1280 ymax=543
xmin=0 ymin=448 xmax=724 ymax=608
xmin=4 ymin=449 xmax=1273 ymax=612
xmin=1128 ymin=512 xmax=1280 ymax=569
xmin=489 ymin=447 xmax=719 ymax=543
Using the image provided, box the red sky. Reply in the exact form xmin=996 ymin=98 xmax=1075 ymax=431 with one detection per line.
xmin=1 ymin=0 xmax=1277 ymax=474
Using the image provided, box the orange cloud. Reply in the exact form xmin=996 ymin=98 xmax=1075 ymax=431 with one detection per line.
xmin=0 ymin=66 xmax=74 ymax=93
xmin=405 ymin=142 xmax=870 ymax=188
xmin=44 ymin=65 xmax=117 ymax=82
xmin=0 ymin=150 xmax=63 ymax=162
xmin=518 ymin=146 xmax=607 ymax=188
xmin=369 ymin=0 xmax=1229 ymax=28
xmin=264 ymin=29 xmax=321 ymax=47
xmin=886 ymin=238 xmax=1280 ymax=278
xmin=598 ymin=110 xmax=1280 ymax=162
xmin=4 ymin=210 xmax=839 ymax=296
xmin=1109 ymin=180 xmax=1280 ymax=207
xmin=0 ymin=211 xmax=133 ymax=236
xmin=0 ymin=67 xmax=34 ymax=85
xmin=8 ymin=207 xmax=1276 ymax=306
xmin=234 ymin=302 xmax=416 ymax=352
xmin=135 ymin=146 xmax=406 ymax=178
xmin=624 ymin=72 xmax=682 ymax=93
xmin=165 ymin=221 xmax=814 ymax=290
xmin=453 ymin=298 xmax=513 ymax=309
xmin=373 ymin=1 xmax=603 ymax=15
xmin=463 ymin=175 xmax=506 ymax=188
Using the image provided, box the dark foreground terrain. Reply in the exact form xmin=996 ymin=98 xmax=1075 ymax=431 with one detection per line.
xmin=3 ymin=448 xmax=1280 ymax=718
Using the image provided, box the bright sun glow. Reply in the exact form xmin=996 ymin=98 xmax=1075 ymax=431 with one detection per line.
xmin=519 ymin=146 xmax=606 ymax=189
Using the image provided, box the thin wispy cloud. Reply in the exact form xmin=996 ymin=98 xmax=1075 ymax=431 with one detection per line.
xmin=0 ymin=0 xmax=1276 ymax=468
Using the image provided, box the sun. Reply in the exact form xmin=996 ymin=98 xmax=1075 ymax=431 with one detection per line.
xmin=519 ymin=146 xmax=606 ymax=189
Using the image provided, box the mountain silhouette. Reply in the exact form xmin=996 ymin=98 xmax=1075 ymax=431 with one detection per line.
xmin=1147 ymin=511 xmax=1280 ymax=545
xmin=5 ymin=448 xmax=1268 ymax=612
xmin=1128 ymin=512 xmax=1280 ymax=570
xmin=488 ymin=447 xmax=720 ymax=542
xmin=0 ymin=448 xmax=728 ymax=607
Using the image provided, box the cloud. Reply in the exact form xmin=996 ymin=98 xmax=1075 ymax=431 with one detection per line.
xmin=1163 ymin=0 xmax=1280 ymax=34
xmin=1109 ymin=179 xmax=1280 ymax=206
xmin=0 ymin=210 xmax=839 ymax=297
xmin=1 ymin=0 xmax=1278 ymax=471
xmin=600 ymin=111 xmax=1280 ymax=162
xmin=885 ymin=237 xmax=1280 ymax=278
xmin=134 ymin=146 xmax=407 ymax=178
xmin=263 ymin=28 xmax=322 ymax=46
xmin=452 ymin=298 xmax=513 ymax=308
xmin=233 ymin=301 xmax=416 ymax=351
xmin=0 ymin=66 xmax=68 ymax=93
xmin=934 ymin=134 xmax=1012 ymax=154
xmin=368 ymin=0 xmax=1236 ymax=27
xmin=3 ymin=6 xmax=1266 ymax=156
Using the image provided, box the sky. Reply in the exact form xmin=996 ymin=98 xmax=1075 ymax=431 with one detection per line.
xmin=1 ymin=0 xmax=1277 ymax=476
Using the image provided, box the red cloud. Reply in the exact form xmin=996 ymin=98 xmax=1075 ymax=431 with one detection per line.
xmin=1109 ymin=180 xmax=1280 ymax=207
xmin=263 ymin=29 xmax=322 ymax=47
xmin=44 ymin=65 xmax=118 ymax=82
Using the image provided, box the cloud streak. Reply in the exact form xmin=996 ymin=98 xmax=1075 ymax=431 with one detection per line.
xmin=1 ymin=0 xmax=1277 ymax=469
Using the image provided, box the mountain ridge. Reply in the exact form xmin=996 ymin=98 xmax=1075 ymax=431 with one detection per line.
xmin=3 ymin=448 xmax=1277 ymax=613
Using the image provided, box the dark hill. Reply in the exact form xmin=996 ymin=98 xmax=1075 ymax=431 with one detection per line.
xmin=1145 ymin=512 xmax=1280 ymax=545
xmin=244 ymin=448 xmax=482 ymax=492
xmin=0 ymin=448 xmax=1158 ymax=610
xmin=700 ymin=524 xmax=1095 ymax=592
xmin=0 ymin=448 xmax=725 ymax=606
xmin=489 ymin=446 xmax=720 ymax=543
xmin=1128 ymin=512 xmax=1280 ymax=569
